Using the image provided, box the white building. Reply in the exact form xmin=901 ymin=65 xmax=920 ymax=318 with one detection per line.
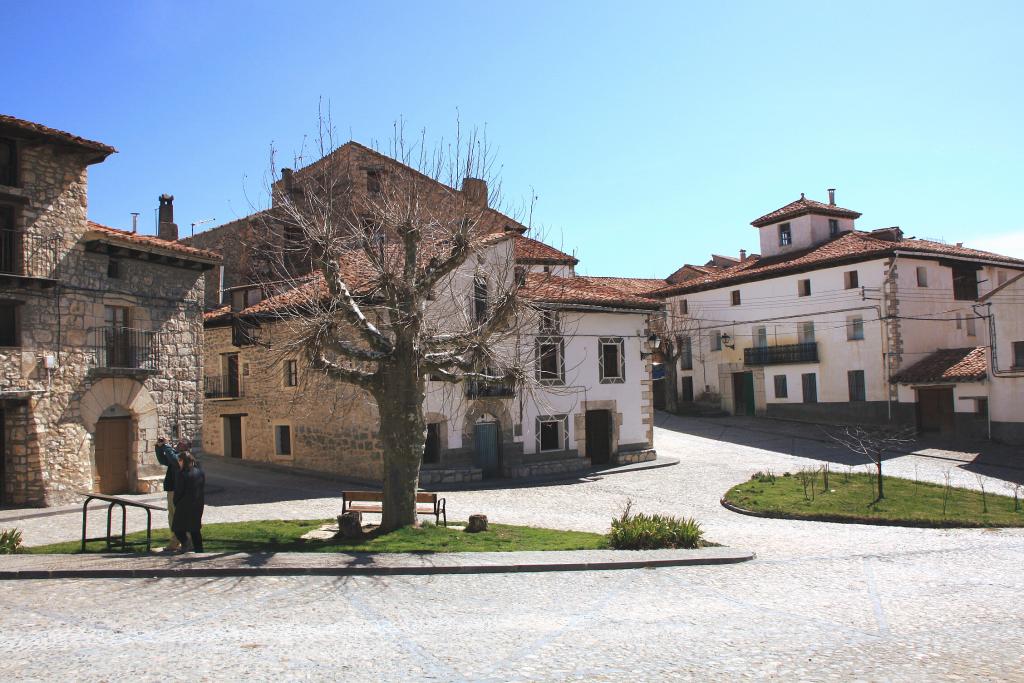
xmin=654 ymin=192 xmax=1024 ymax=444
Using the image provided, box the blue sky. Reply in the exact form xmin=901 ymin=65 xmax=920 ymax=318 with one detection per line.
xmin=7 ymin=1 xmax=1024 ymax=276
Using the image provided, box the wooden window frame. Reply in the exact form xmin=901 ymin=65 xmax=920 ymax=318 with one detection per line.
xmin=797 ymin=279 xmax=811 ymax=297
xmin=773 ymin=374 xmax=788 ymax=399
xmin=536 ymin=336 xmax=565 ymax=386
xmin=847 ymin=369 xmax=866 ymax=402
xmin=844 ymin=270 xmax=859 ymax=289
xmin=778 ymin=223 xmax=792 ymax=246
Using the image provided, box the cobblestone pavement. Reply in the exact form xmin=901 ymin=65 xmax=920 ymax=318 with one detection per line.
xmin=2 ymin=414 xmax=1023 ymax=681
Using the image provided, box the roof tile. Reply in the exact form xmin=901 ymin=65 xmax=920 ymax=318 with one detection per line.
xmin=891 ymin=347 xmax=987 ymax=384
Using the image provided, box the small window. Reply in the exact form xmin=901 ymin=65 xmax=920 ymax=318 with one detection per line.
xmin=847 ymin=316 xmax=864 ymax=341
xmin=539 ymin=310 xmax=560 ymax=333
xmin=829 ymin=219 xmax=839 ymax=237
xmin=710 ymin=330 xmax=722 ymax=352
xmin=424 ymin=423 xmax=441 ymax=464
xmin=731 ymin=290 xmax=741 ymax=306
xmin=681 ymin=299 xmax=689 ymax=315
xmin=0 ymin=301 xmax=19 ymax=347
xmin=230 ymin=289 xmax=246 ymax=312
xmin=366 ymin=169 xmax=382 ymax=194
xmin=679 ymin=336 xmax=693 ymax=370
xmin=955 ymin=313 xmax=962 ymax=330
xmin=284 ymin=359 xmax=298 ymax=387
xmin=1014 ymin=341 xmax=1024 ymax=368
xmin=774 ymin=375 xmax=788 ymax=399
xmin=681 ymin=376 xmax=694 ymax=402
xmin=847 ymin=370 xmax=866 ymax=402
xmin=274 ymin=425 xmax=292 ymax=456
xmin=916 ymin=266 xmax=928 ymax=287
xmin=107 ymin=258 xmax=121 ymax=279
xmin=754 ymin=326 xmax=767 ymax=348
xmin=952 ymin=265 xmax=979 ymax=301
xmin=976 ymin=398 xmax=989 ymax=419
xmin=801 ymin=373 xmax=818 ymax=404
xmin=538 ymin=416 xmax=566 ymax=452
xmin=284 ymin=225 xmax=303 ymax=243
xmin=966 ymin=316 xmax=976 ymax=337
xmin=599 ymin=337 xmax=625 ymax=383
xmin=844 ymin=271 xmax=859 ymax=289
xmin=797 ymin=279 xmax=811 ymax=297
xmin=536 ymin=338 xmax=564 ymax=385
xmin=798 ymin=321 xmax=815 ymax=344
xmin=778 ymin=223 xmax=792 ymax=246
xmin=0 ymin=139 xmax=16 ymax=187
xmin=473 ymin=276 xmax=488 ymax=323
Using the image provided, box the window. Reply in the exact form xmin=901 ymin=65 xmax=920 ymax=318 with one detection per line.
xmin=681 ymin=376 xmax=694 ymax=402
xmin=710 ymin=330 xmax=722 ymax=351
xmin=952 ymin=265 xmax=979 ymax=300
xmin=681 ymin=299 xmax=689 ymax=315
xmin=0 ymin=139 xmax=16 ymax=187
xmin=536 ymin=337 xmax=564 ymax=385
xmin=778 ymin=223 xmax=792 ymax=246
xmin=847 ymin=316 xmax=864 ymax=341
xmin=599 ymin=337 xmax=625 ymax=383
xmin=473 ymin=276 xmax=488 ymax=323
xmin=847 ymin=370 xmax=866 ymax=402
xmin=539 ymin=310 xmax=560 ymax=333
xmin=774 ymin=375 xmax=788 ymax=399
xmin=731 ymin=290 xmax=741 ymax=306
xmin=798 ymin=321 xmax=815 ymax=344
xmin=424 ymin=423 xmax=441 ymax=464
xmin=230 ymin=289 xmax=246 ymax=312
xmin=754 ymin=326 xmax=767 ymax=348
xmin=844 ymin=270 xmax=859 ymax=289
xmin=680 ymin=336 xmax=693 ymax=370
xmin=284 ymin=359 xmax=298 ymax=387
xmin=0 ymin=205 xmax=16 ymax=274
xmin=916 ymin=266 xmax=928 ymax=287
xmin=537 ymin=415 xmax=567 ymax=452
xmin=274 ymin=425 xmax=292 ymax=456
xmin=797 ymin=279 xmax=811 ymax=297
xmin=801 ymin=373 xmax=818 ymax=403
xmin=232 ymin=318 xmax=259 ymax=347
xmin=0 ymin=301 xmax=19 ymax=347
xmin=366 ymin=169 xmax=382 ymax=194
xmin=284 ymin=224 xmax=303 ymax=244
xmin=107 ymin=258 xmax=121 ymax=279
xmin=955 ymin=313 xmax=962 ymax=330
xmin=976 ymin=398 xmax=989 ymax=419
xmin=1014 ymin=341 xmax=1024 ymax=368
xmin=966 ymin=316 xmax=976 ymax=337
xmin=829 ymin=219 xmax=839 ymax=237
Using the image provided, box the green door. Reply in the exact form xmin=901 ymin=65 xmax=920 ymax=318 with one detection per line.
xmin=733 ymin=372 xmax=755 ymax=416
xmin=473 ymin=422 xmax=500 ymax=478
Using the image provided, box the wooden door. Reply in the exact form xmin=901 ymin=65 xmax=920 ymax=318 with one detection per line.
xmin=224 ymin=415 xmax=243 ymax=458
xmin=733 ymin=372 xmax=755 ymax=416
xmin=917 ymin=388 xmax=955 ymax=434
xmin=585 ymin=410 xmax=612 ymax=465
xmin=473 ymin=422 xmax=500 ymax=478
xmin=94 ymin=418 xmax=131 ymax=494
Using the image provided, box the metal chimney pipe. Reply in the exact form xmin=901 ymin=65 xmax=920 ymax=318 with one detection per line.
xmin=130 ymin=212 xmax=139 ymax=234
xmin=828 ymin=188 xmax=836 ymax=205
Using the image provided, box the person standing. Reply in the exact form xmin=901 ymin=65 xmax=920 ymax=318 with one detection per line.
xmin=155 ymin=436 xmax=181 ymax=551
xmin=172 ymin=453 xmax=206 ymax=553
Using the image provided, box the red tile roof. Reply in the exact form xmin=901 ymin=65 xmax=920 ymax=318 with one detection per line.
xmin=651 ymin=231 xmax=1024 ymax=298
xmin=514 ymin=235 xmax=578 ymax=265
xmin=0 ymin=114 xmax=116 ymax=158
xmin=891 ymin=347 xmax=987 ymax=384
xmin=85 ymin=221 xmax=222 ymax=263
xmin=751 ymin=194 xmax=861 ymax=227
xmin=577 ymin=275 xmax=668 ymax=296
xmin=521 ymin=273 xmax=661 ymax=310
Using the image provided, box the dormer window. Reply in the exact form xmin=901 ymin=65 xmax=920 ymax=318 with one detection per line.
xmin=778 ymin=223 xmax=792 ymax=246
xmin=0 ymin=139 xmax=16 ymax=187
xmin=829 ymin=219 xmax=839 ymax=237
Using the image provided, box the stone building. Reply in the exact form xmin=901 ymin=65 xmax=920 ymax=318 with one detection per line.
xmin=188 ymin=141 xmax=658 ymax=483
xmin=0 ymin=115 xmax=219 ymax=506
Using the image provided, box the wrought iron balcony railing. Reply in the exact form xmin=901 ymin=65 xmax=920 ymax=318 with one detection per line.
xmin=89 ymin=327 xmax=160 ymax=370
xmin=744 ymin=342 xmax=819 ymax=366
xmin=466 ymin=381 xmax=515 ymax=399
xmin=0 ymin=229 xmax=59 ymax=279
xmin=204 ymin=374 xmax=242 ymax=399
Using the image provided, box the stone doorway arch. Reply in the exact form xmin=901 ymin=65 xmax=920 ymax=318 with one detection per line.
xmin=79 ymin=378 xmax=159 ymax=494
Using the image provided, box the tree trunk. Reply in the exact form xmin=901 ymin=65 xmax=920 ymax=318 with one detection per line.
xmin=876 ymin=457 xmax=884 ymax=500
xmin=663 ymin=346 xmax=680 ymax=414
xmin=376 ymin=345 xmax=427 ymax=532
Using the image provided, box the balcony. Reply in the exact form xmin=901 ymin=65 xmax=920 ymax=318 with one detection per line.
xmin=204 ymin=374 xmax=242 ymax=399
xmin=0 ymin=229 xmax=59 ymax=286
xmin=89 ymin=327 xmax=160 ymax=372
xmin=466 ymin=380 xmax=515 ymax=399
xmin=744 ymin=342 xmax=819 ymax=366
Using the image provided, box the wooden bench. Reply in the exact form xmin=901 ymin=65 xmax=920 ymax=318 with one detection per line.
xmin=341 ymin=491 xmax=447 ymax=527
xmin=80 ymin=492 xmax=166 ymax=553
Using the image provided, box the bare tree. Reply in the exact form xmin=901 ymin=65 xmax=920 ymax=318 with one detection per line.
xmin=825 ymin=424 xmax=916 ymax=501
xmin=247 ymin=116 xmax=541 ymax=531
xmin=650 ymin=302 xmax=702 ymax=413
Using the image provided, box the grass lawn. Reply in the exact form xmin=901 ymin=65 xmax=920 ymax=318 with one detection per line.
xmin=723 ymin=471 xmax=1024 ymax=527
xmin=25 ymin=520 xmax=609 ymax=554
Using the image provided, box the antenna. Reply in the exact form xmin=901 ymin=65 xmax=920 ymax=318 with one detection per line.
xmin=190 ymin=218 xmax=216 ymax=237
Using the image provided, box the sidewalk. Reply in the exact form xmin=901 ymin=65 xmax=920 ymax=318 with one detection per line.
xmin=0 ymin=546 xmax=754 ymax=580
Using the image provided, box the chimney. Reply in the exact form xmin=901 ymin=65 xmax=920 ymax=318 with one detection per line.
xmin=828 ymin=188 xmax=836 ymax=205
xmin=158 ymin=194 xmax=178 ymax=241
xmin=739 ymin=249 xmax=747 ymax=262
xmin=461 ymin=178 xmax=488 ymax=207
xmin=281 ymin=168 xmax=294 ymax=193
xmin=130 ymin=212 xmax=139 ymax=234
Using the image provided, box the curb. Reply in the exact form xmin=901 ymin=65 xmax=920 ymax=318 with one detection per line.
xmin=420 ymin=457 xmax=680 ymax=493
xmin=0 ymin=547 xmax=754 ymax=580
xmin=719 ymin=497 xmax=1022 ymax=529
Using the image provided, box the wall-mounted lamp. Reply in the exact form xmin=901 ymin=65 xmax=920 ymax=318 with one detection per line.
xmin=721 ymin=332 xmax=736 ymax=350
xmin=641 ymin=333 xmax=661 ymax=359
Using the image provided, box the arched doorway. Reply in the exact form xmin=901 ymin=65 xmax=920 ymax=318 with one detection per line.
xmin=472 ymin=414 xmax=501 ymax=478
xmin=94 ymin=416 xmax=132 ymax=494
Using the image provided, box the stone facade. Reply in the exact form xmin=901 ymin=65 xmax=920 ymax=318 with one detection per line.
xmin=0 ymin=119 xmax=217 ymax=506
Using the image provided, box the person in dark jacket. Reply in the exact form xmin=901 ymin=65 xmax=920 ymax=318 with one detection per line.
xmin=172 ymin=453 xmax=205 ymax=552
xmin=154 ymin=436 xmax=182 ymax=551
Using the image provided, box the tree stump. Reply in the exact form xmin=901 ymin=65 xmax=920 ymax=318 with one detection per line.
xmin=465 ymin=514 xmax=488 ymax=533
xmin=338 ymin=512 xmax=364 ymax=540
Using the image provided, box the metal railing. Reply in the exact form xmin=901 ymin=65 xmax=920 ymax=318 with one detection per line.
xmin=89 ymin=327 xmax=159 ymax=370
xmin=744 ymin=342 xmax=819 ymax=366
xmin=0 ymin=229 xmax=59 ymax=279
xmin=204 ymin=374 xmax=242 ymax=399
xmin=466 ymin=381 xmax=515 ymax=399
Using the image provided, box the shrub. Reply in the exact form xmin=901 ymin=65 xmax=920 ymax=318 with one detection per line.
xmin=0 ymin=528 xmax=23 ymax=554
xmin=751 ymin=470 xmax=776 ymax=483
xmin=608 ymin=500 xmax=703 ymax=550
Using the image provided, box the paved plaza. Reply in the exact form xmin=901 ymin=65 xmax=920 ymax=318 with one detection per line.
xmin=1 ymin=414 xmax=1023 ymax=681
